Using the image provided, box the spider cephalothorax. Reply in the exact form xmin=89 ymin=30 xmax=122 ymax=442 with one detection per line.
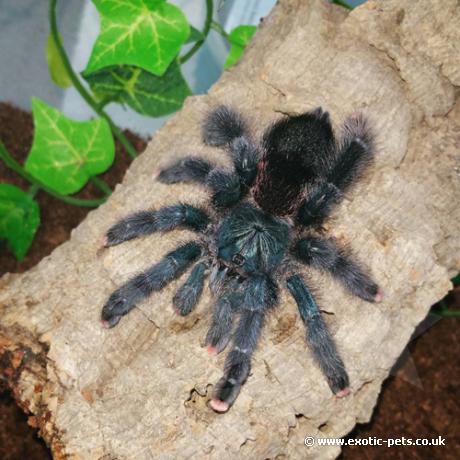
xmin=101 ymin=105 xmax=382 ymax=413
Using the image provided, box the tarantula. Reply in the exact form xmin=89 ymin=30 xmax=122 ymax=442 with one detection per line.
xmin=100 ymin=105 xmax=382 ymax=413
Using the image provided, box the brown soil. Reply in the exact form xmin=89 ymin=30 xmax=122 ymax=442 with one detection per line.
xmin=340 ymin=291 xmax=460 ymax=460
xmin=0 ymin=102 xmax=147 ymax=460
xmin=0 ymin=102 xmax=146 ymax=274
xmin=0 ymin=103 xmax=458 ymax=459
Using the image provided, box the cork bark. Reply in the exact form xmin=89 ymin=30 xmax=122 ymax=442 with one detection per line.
xmin=1 ymin=0 xmax=459 ymax=458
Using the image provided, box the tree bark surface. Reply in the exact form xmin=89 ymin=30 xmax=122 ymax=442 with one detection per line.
xmin=0 ymin=0 xmax=459 ymax=458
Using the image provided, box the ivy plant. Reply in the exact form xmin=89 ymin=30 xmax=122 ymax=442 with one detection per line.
xmin=25 ymin=98 xmax=115 ymax=195
xmin=83 ymin=62 xmax=191 ymax=117
xmin=0 ymin=184 xmax=40 ymax=260
xmin=0 ymin=0 xmax=287 ymax=261
xmin=223 ymin=25 xmax=257 ymax=69
xmin=85 ymin=0 xmax=190 ymax=76
xmin=46 ymin=33 xmax=72 ymax=88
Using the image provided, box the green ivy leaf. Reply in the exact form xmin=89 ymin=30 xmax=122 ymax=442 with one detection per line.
xmin=46 ymin=34 xmax=72 ymax=88
xmin=25 ymin=98 xmax=115 ymax=195
xmin=85 ymin=0 xmax=190 ymax=77
xmin=185 ymin=26 xmax=204 ymax=44
xmin=228 ymin=25 xmax=257 ymax=47
xmin=0 ymin=184 xmax=40 ymax=261
xmin=331 ymin=0 xmax=353 ymax=10
xmin=83 ymin=61 xmax=191 ymax=117
xmin=224 ymin=25 xmax=257 ymax=69
xmin=223 ymin=45 xmax=244 ymax=70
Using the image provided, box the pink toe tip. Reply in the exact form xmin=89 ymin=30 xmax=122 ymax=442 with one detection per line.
xmin=349 ymin=111 xmax=363 ymax=121
xmin=153 ymin=168 xmax=162 ymax=180
xmin=210 ymin=399 xmax=229 ymax=413
xmin=207 ymin=345 xmax=218 ymax=356
xmin=374 ymin=288 xmax=384 ymax=303
xmin=101 ymin=235 xmax=108 ymax=247
xmin=336 ymin=387 xmax=351 ymax=398
xmin=101 ymin=320 xmax=111 ymax=329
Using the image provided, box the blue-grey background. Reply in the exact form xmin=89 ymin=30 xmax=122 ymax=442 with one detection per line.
xmin=0 ymin=0 xmax=365 ymax=137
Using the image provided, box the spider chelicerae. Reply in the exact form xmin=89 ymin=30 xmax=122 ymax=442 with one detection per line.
xmin=100 ymin=106 xmax=383 ymax=413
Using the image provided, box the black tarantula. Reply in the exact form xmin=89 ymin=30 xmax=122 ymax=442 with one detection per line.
xmin=100 ymin=105 xmax=383 ymax=413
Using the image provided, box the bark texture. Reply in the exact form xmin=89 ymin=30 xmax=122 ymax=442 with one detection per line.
xmin=1 ymin=0 xmax=459 ymax=458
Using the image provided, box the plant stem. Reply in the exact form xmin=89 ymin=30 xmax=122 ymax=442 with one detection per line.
xmin=91 ymin=176 xmax=112 ymax=196
xmin=179 ymin=0 xmax=214 ymax=64
xmin=438 ymin=309 xmax=460 ymax=317
xmin=432 ymin=298 xmax=460 ymax=318
xmin=0 ymin=143 xmax=105 ymax=208
xmin=331 ymin=0 xmax=353 ymax=10
xmin=28 ymin=183 xmax=40 ymax=198
xmin=210 ymin=20 xmax=230 ymax=40
xmin=49 ymin=0 xmax=137 ymax=159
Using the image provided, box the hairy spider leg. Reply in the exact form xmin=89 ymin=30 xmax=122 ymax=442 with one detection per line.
xmin=296 ymin=182 xmax=342 ymax=226
xmin=158 ymin=157 xmax=242 ymax=209
xmin=206 ymin=291 xmax=242 ymax=355
xmin=294 ymin=237 xmax=382 ymax=302
xmin=156 ymin=157 xmax=213 ymax=184
xmin=203 ymin=105 xmax=259 ymax=189
xmin=206 ymin=168 xmax=242 ymax=208
xmin=210 ymin=309 xmax=265 ymax=413
xmin=329 ymin=113 xmax=375 ymax=192
xmin=209 ymin=273 xmax=278 ymax=412
xmin=286 ymin=274 xmax=350 ymax=396
xmin=158 ymin=106 xmax=259 ymax=210
xmin=229 ymin=136 xmax=259 ymax=189
xmin=101 ymin=242 xmax=202 ymax=328
xmin=104 ymin=204 xmax=210 ymax=247
xmin=173 ymin=261 xmax=208 ymax=316
xmin=298 ymin=112 xmax=375 ymax=225
xmin=202 ymin=105 xmax=249 ymax=146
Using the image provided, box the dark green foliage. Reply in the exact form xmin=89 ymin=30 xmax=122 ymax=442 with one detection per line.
xmin=0 ymin=0 xmax=257 ymax=260
xmin=83 ymin=62 xmax=191 ymax=117
xmin=0 ymin=184 xmax=40 ymax=260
